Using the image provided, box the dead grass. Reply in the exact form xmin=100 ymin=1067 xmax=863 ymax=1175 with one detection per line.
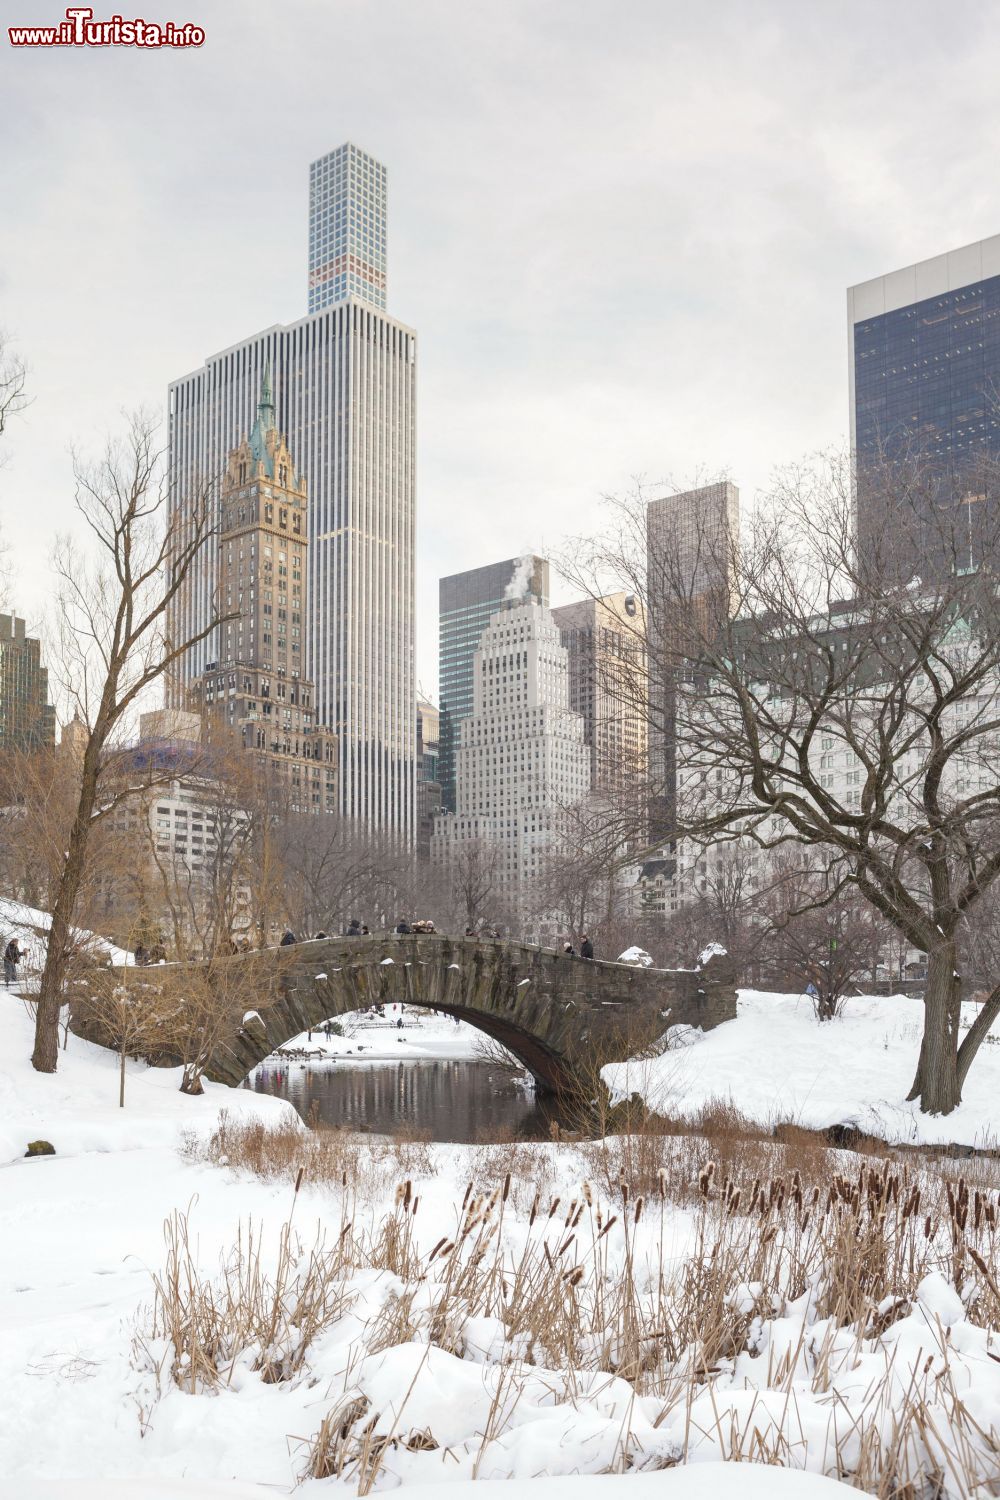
xmin=160 ymin=1114 xmax=1000 ymax=1493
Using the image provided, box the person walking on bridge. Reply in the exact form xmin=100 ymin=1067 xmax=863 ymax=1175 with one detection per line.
xmin=280 ymin=929 xmax=297 ymax=946
xmin=346 ymin=918 xmax=361 ymax=937
xmin=580 ymin=934 xmax=594 ymax=960
xmin=395 ymin=918 xmax=411 ymax=935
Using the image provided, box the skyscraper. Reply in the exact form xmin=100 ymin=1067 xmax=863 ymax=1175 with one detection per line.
xmin=438 ymin=557 xmax=549 ymax=813
xmin=0 ymin=613 xmax=55 ymax=752
xmin=168 ymin=144 xmax=416 ymax=837
xmin=308 ymin=143 xmax=387 ymax=313
xmin=187 ymin=371 xmax=338 ymax=815
xmin=551 ymin=593 xmax=647 ymax=796
xmin=431 ymin=599 xmax=590 ymax=902
xmin=645 ymin=482 xmax=740 ymax=839
xmin=848 ymin=235 xmax=1000 ymax=564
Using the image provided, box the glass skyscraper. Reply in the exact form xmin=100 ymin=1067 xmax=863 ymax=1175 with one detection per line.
xmin=438 ymin=557 xmax=549 ymax=812
xmin=308 ymin=143 xmax=387 ymax=313
xmin=848 ymin=235 xmax=1000 ymax=566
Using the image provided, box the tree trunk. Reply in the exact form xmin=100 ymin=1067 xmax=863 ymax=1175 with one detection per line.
xmin=956 ymin=982 xmax=1000 ymax=1093
xmin=119 ymin=1045 xmax=126 ymax=1109
xmin=906 ymin=940 xmax=962 ymax=1114
xmin=31 ymin=839 xmax=89 ymax=1072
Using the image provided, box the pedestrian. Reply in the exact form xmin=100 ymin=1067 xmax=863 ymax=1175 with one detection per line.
xmin=347 ymin=918 xmax=361 ymax=937
xmin=465 ymin=925 xmax=475 ymax=938
xmin=134 ymin=943 xmax=149 ymax=968
xmin=362 ymin=924 xmax=370 ymax=935
xmin=395 ymin=918 xmax=411 ymax=935
xmin=314 ymin=930 xmax=328 ymax=940
xmin=563 ymin=940 xmax=576 ymax=957
xmin=397 ymin=1016 xmax=403 ymax=1030
xmin=280 ymin=929 xmax=297 ymax=946
xmin=4 ymin=937 xmax=23 ymax=987
xmin=580 ymin=934 xmax=594 ymax=960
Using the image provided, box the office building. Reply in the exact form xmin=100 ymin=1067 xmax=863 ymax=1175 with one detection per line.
xmin=645 ymin=483 xmax=740 ymax=838
xmin=848 ymin=235 xmax=1000 ymax=566
xmin=552 ymin=592 xmax=647 ymax=795
xmin=168 ymin=143 xmax=416 ymax=837
xmin=309 ymin=143 xmax=387 ymax=313
xmin=187 ymin=372 xmax=338 ymax=815
xmin=416 ymin=696 xmax=441 ymax=856
xmin=438 ymin=556 xmax=549 ymax=813
xmin=431 ymin=600 xmax=590 ymax=905
xmin=0 ymin=613 xmax=55 ymax=753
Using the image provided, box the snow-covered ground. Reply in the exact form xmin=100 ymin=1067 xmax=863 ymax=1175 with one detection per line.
xmin=272 ymin=1009 xmax=487 ymax=1064
xmin=4 ymin=984 xmax=1000 ymax=1495
xmin=603 ymin=989 xmax=1000 ymax=1147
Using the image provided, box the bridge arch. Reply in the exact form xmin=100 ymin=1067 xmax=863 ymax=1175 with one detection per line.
xmin=200 ymin=933 xmax=738 ymax=1098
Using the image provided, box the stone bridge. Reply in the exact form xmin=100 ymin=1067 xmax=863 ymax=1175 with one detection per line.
xmin=195 ymin=933 xmax=737 ymax=1098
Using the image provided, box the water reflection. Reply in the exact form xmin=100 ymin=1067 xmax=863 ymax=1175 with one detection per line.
xmin=247 ymin=1059 xmax=558 ymax=1143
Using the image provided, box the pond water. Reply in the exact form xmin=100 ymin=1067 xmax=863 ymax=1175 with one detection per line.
xmin=246 ymin=1058 xmax=559 ymax=1143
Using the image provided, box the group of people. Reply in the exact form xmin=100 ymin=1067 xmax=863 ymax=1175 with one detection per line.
xmin=563 ymin=934 xmax=595 ymax=959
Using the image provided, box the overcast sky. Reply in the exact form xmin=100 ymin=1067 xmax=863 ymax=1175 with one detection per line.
xmin=2 ymin=0 xmax=999 ymax=704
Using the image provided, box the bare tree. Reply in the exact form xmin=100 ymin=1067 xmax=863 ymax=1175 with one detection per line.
xmin=763 ymin=861 xmax=884 ymax=1018
xmin=563 ymin=452 xmax=1000 ymax=1115
xmin=31 ymin=413 xmax=221 ymax=1073
xmin=73 ymin=968 xmax=171 ymax=1108
xmin=440 ymin=836 xmax=506 ymax=933
xmin=0 ymin=333 xmax=28 ymax=458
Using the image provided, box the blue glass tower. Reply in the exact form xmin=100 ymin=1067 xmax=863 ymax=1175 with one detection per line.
xmin=848 ymin=236 xmax=1000 ymax=569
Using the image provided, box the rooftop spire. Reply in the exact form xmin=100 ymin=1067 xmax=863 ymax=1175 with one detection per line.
xmin=258 ymin=358 xmax=275 ymax=433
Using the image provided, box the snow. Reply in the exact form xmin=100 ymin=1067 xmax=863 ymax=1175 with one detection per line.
xmin=697 ymin=941 xmax=728 ymax=966
xmin=3 ymin=980 xmax=999 ymax=1494
xmin=616 ymin=946 xmax=653 ymax=967
xmin=15 ymin=1473 xmax=856 ymax=1498
xmin=267 ymin=1009 xmax=487 ymax=1064
xmin=603 ymin=989 xmax=1000 ymax=1147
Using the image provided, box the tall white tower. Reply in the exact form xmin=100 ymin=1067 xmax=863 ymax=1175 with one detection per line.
xmin=431 ymin=600 xmax=591 ymax=897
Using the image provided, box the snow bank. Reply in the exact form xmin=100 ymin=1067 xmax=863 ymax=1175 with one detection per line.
xmin=617 ymin=945 xmax=653 ymax=967
xmin=603 ymin=989 xmax=1000 ymax=1147
xmin=0 ymin=990 xmax=296 ymax=1166
xmin=15 ymin=1464 xmax=854 ymax=1497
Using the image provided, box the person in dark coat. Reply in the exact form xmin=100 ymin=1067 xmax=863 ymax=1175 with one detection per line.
xmin=563 ymin=941 xmax=576 ymax=957
xmin=280 ymin=929 xmax=297 ymax=946
xmin=395 ymin=919 xmax=411 ymax=935
xmin=580 ymin=935 xmax=594 ymax=960
xmin=346 ymin=918 xmax=361 ymax=937
xmin=4 ymin=938 xmax=23 ymax=987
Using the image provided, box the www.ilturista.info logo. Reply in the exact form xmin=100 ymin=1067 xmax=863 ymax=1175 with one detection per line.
xmin=8 ymin=7 xmax=204 ymax=47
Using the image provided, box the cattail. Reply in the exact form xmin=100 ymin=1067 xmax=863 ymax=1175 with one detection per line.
xmin=564 ymin=1198 xmax=577 ymax=1227
xmin=502 ymin=1172 xmax=511 ymax=1204
xmin=572 ymin=1204 xmax=585 ymax=1229
xmin=583 ymin=1181 xmax=593 ymax=1206
xmin=596 ymin=1215 xmax=618 ymax=1240
xmin=462 ymin=1181 xmax=473 ymax=1211
xmin=548 ymin=1196 xmax=561 ymax=1219
xmin=403 ymin=1180 xmax=412 ymax=1211
xmin=556 ymin=1233 xmax=575 ymax=1258
xmin=657 ymin=1167 xmax=668 ymax=1198
xmin=427 ymin=1236 xmax=448 ymax=1262
xmin=563 ymin=1265 xmax=584 ymax=1286
xmin=295 ymin=1166 xmax=305 ymax=1194
xmin=924 ymin=1215 xmax=933 ymax=1239
xmin=529 ymin=1191 xmax=540 ymax=1227
xmin=620 ymin=1175 xmax=630 ymax=1206
xmin=727 ymin=1190 xmax=741 ymax=1218
xmin=411 ymin=1196 xmax=419 ymax=1217
xmin=634 ymin=1196 xmax=644 ymax=1225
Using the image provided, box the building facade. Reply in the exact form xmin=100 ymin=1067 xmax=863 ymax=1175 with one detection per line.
xmin=848 ymin=235 xmax=1000 ymax=566
xmin=0 ymin=613 xmax=55 ymax=753
xmin=438 ymin=557 xmax=549 ymax=813
xmin=186 ymin=372 xmax=338 ymax=815
xmin=645 ymin=483 xmax=740 ymax=839
xmin=309 ymin=143 xmax=387 ymax=314
xmin=431 ymin=600 xmax=590 ymax=912
xmin=551 ymin=592 xmax=647 ymax=795
xmin=416 ymin=696 xmax=441 ymax=857
xmin=168 ymin=143 xmax=416 ymax=837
